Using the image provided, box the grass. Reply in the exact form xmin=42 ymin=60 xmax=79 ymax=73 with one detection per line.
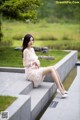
xmin=0 ymin=96 xmax=17 ymax=111
xmin=0 ymin=47 xmax=68 ymax=67
xmin=0 ymin=20 xmax=80 ymax=67
xmin=1 ymin=20 xmax=80 ymax=58
xmin=36 ymin=49 xmax=69 ymax=67
xmin=1 ymin=20 xmax=80 ymax=43
xmin=0 ymin=47 xmax=23 ymax=67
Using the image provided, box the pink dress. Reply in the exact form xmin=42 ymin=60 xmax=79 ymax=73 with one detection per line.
xmin=23 ymin=48 xmax=45 ymax=87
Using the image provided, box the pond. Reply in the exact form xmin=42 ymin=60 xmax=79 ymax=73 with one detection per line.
xmin=63 ymin=66 xmax=77 ymax=90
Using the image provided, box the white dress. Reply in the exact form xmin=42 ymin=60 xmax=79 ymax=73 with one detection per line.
xmin=23 ymin=48 xmax=45 ymax=87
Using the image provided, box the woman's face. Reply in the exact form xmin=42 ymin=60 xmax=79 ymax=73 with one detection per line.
xmin=28 ymin=37 xmax=34 ymax=48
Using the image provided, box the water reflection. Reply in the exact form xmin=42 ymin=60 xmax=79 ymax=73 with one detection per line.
xmin=63 ymin=66 xmax=77 ymax=90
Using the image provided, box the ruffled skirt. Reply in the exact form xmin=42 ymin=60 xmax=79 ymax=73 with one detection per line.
xmin=25 ymin=67 xmax=46 ymax=87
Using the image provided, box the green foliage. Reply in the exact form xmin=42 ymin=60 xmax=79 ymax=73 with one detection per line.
xmin=39 ymin=0 xmax=80 ymax=23
xmin=0 ymin=0 xmax=41 ymax=20
xmin=0 ymin=20 xmax=3 ymax=42
xmin=0 ymin=0 xmax=80 ymax=22
xmin=54 ymin=1 xmax=80 ymax=22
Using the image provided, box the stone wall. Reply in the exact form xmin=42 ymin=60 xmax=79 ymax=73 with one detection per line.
xmin=44 ymin=50 xmax=78 ymax=82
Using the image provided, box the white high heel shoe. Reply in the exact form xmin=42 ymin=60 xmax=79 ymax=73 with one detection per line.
xmin=57 ymin=89 xmax=68 ymax=94
xmin=57 ymin=89 xmax=68 ymax=98
xmin=61 ymin=93 xmax=68 ymax=98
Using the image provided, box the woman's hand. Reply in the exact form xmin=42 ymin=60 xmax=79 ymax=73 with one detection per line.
xmin=32 ymin=60 xmax=40 ymax=68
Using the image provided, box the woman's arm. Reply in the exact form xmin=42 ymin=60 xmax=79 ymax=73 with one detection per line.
xmin=32 ymin=48 xmax=40 ymax=68
xmin=32 ymin=60 xmax=40 ymax=68
xmin=23 ymin=49 xmax=32 ymax=67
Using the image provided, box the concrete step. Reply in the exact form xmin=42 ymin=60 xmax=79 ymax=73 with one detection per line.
xmin=6 ymin=95 xmax=31 ymax=120
xmin=28 ymin=82 xmax=55 ymax=120
xmin=3 ymin=79 xmax=33 ymax=95
xmin=0 ymin=72 xmax=33 ymax=94
xmin=0 ymin=67 xmax=25 ymax=73
xmin=0 ymin=71 xmax=56 ymax=120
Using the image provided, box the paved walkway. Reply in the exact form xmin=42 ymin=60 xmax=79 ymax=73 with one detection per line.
xmin=41 ymin=66 xmax=80 ymax=120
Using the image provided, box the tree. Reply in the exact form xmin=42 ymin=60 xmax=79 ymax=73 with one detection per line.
xmin=38 ymin=0 xmax=80 ymax=23
xmin=0 ymin=20 xmax=3 ymax=42
xmin=0 ymin=0 xmax=41 ymax=20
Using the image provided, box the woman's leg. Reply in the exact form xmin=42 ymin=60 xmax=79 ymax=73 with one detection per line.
xmin=54 ymin=69 xmax=65 ymax=91
xmin=42 ymin=66 xmax=65 ymax=95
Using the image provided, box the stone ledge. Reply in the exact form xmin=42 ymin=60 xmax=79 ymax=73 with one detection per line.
xmin=29 ymin=82 xmax=54 ymax=120
xmin=76 ymin=61 xmax=80 ymax=66
xmin=38 ymin=55 xmax=54 ymax=60
xmin=0 ymin=82 xmax=54 ymax=120
xmin=0 ymin=94 xmax=31 ymax=120
xmin=44 ymin=50 xmax=78 ymax=82
xmin=0 ymin=72 xmax=33 ymax=94
xmin=0 ymin=67 xmax=25 ymax=73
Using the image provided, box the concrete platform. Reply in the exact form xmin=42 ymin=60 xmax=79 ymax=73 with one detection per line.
xmin=0 ymin=72 xmax=33 ymax=94
xmin=0 ymin=50 xmax=78 ymax=120
xmin=40 ymin=66 xmax=80 ymax=120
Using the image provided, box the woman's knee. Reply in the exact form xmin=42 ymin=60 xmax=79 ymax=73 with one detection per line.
xmin=45 ymin=66 xmax=54 ymax=73
xmin=42 ymin=67 xmax=52 ymax=76
xmin=50 ymin=67 xmax=57 ymax=74
xmin=49 ymin=67 xmax=53 ymax=73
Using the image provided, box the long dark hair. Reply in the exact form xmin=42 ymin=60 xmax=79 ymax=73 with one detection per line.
xmin=22 ymin=34 xmax=34 ymax=58
xmin=22 ymin=34 xmax=34 ymax=53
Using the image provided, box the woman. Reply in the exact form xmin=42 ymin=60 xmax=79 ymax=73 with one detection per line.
xmin=22 ymin=34 xmax=68 ymax=98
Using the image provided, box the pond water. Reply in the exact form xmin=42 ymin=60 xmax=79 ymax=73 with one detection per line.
xmin=63 ymin=66 xmax=77 ymax=90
